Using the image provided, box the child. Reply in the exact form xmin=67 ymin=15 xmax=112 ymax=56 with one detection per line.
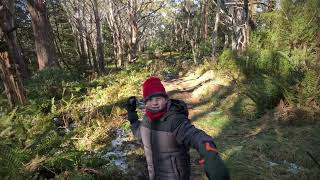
xmin=125 ymin=77 xmax=229 ymax=180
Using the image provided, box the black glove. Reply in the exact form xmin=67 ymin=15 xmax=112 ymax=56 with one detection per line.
xmin=199 ymin=142 xmax=230 ymax=180
xmin=125 ymin=96 xmax=138 ymax=124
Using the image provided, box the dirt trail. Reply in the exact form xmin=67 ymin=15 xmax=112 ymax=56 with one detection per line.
xmin=163 ymin=70 xmax=229 ymax=120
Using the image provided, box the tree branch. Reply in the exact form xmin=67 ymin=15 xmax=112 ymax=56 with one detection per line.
xmin=137 ymin=3 xmax=163 ymax=24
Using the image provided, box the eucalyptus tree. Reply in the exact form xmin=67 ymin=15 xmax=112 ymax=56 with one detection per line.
xmin=61 ymin=0 xmax=106 ymax=74
xmin=0 ymin=0 xmax=28 ymax=107
xmin=0 ymin=0 xmax=30 ymax=79
xmin=105 ymin=0 xmax=164 ymax=65
xmin=105 ymin=0 xmax=126 ymax=67
xmin=27 ymin=0 xmax=60 ymax=70
xmin=92 ymin=0 xmax=105 ymax=73
xmin=209 ymin=0 xmax=260 ymax=56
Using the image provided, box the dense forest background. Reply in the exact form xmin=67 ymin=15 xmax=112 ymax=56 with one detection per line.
xmin=0 ymin=0 xmax=319 ymax=179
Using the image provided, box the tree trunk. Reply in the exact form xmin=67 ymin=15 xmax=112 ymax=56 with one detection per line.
xmin=190 ymin=39 xmax=198 ymax=64
xmin=78 ymin=22 xmax=87 ymax=63
xmin=212 ymin=0 xmax=221 ymax=60
xmin=230 ymin=7 xmax=237 ymax=50
xmin=0 ymin=0 xmax=30 ymax=79
xmin=231 ymin=32 xmax=237 ymax=50
xmin=203 ymin=0 xmax=209 ymax=41
xmin=224 ymin=34 xmax=229 ymax=49
xmin=316 ymin=32 xmax=320 ymax=64
xmin=128 ymin=0 xmax=138 ymax=63
xmin=87 ymin=36 xmax=98 ymax=73
xmin=27 ymin=0 xmax=59 ymax=70
xmin=249 ymin=0 xmax=257 ymax=22
xmin=174 ymin=18 xmax=179 ymax=47
xmin=114 ymin=15 xmax=124 ymax=67
xmin=111 ymin=34 xmax=117 ymax=67
xmin=243 ymin=0 xmax=250 ymax=51
xmin=93 ymin=0 xmax=106 ymax=73
xmin=53 ymin=18 xmax=70 ymax=69
xmin=116 ymin=36 xmax=124 ymax=67
xmin=86 ymin=35 xmax=93 ymax=70
xmin=106 ymin=0 xmax=124 ymax=67
xmin=77 ymin=3 xmax=88 ymax=65
xmin=0 ymin=52 xmax=28 ymax=107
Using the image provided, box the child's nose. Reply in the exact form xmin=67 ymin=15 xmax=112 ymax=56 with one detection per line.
xmin=151 ymin=98 xmax=158 ymax=105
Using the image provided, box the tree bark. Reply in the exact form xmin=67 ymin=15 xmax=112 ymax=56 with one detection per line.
xmin=229 ymin=6 xmax=237 ymax=50
xmin=128 ymin=0 xmax=138 ymax=63
xmin=116 ymin=35 xmax=124 ymax=67
xmin=78 ymin=20 xmax=87 ymax=63
xmin=52 ymin=17 xmax=70 ymax=69
xmin=224 ymin=34 xmax=229 ymax=49
xmin=190 ymin=39 xmax=198 ymax=64
xmin=202 ymin=0 xmax=209 ymax=41
xmin=316 ymin=32 xmax=320 ymax=64
xmin=87 ymin=34 xmax=99 ymax=73
xmin=106 ymin=0 xmax=124 ymax=67
xmin=76 ymin=2 xmax=88 ymax=65
xmin=85 ymin=34 xmax=93 ymax=70
xmin=173 ymin=18 xmax=179 ymax=47
xmin=0 ymin=52 xmax=28 ymax=107
xmin=93 ymin=0 xmax=106 ymax=73
xmin=243 ymin=0 xmax=250 ymax=51
xmin=212 ymin=0 xmax=221 ymax=60
xmin=0 ymin=0 xmax=31 ymax=79
xmin=27 ymin=0 xmax=59 ymax=70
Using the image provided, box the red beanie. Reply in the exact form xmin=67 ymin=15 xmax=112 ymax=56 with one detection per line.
xmin=143 ymin=77 xmax=167 ymax=101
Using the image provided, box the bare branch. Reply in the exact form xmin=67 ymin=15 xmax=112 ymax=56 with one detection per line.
xmin=137 ymin=3 xmax=164 ymax=24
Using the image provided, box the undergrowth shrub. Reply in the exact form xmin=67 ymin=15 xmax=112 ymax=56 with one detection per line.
xmin=242 ymin=75 xmax=283 ymax=114
xmin=284 ymin=69 xmax=320 ymax=107
xmin=25 ymin=68 xmax=84 ymax=104
xmin=218 ymin=49 xmax=239 ymax=73
xmin=242 ymin=48 xmax=296 ymax=82
xmin=275 ymin=99 xmax=320 ymax=125
xmin=0 ymin=110 xmax=31 ymax=178
xmin=0 ymin=64 xmax=155 ymax=178
xmin=0 ymin=143 xmax=27 ymax=179
xmin=198 ymin=40 xmax=212 ymax=57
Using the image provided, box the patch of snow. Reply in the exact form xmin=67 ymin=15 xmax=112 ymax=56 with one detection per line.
xmin=283 ymin=160 xmax=304 ymax=174
xmin=267 ymin=161 xmax=279 ymax=167
xmin=266 ymin=160 xmax=304 ymax=174
xmin=114 ymin=159 xmax=128 ymax=170
xmin=102 ymin=129 xmax=138 ymax=171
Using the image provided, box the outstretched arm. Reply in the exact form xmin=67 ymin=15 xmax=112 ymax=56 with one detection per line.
xmin=130 ymin=120 xmax=141 ymax=139
xmin=172 ymin=114 xmax=216 ymax=151
xmin=172 ymin=114 xmax=229 ymax=180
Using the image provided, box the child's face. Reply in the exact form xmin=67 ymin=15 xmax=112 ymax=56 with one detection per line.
xmin=145 ymin=96 xmax=168 ymax=111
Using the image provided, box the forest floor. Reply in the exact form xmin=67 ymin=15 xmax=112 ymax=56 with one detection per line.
xmin=123 ymin=68 xmax=320 ymax=180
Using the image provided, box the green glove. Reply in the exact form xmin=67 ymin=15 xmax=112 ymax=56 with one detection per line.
xmin=199 ymin=142 xmax=230 ymax=180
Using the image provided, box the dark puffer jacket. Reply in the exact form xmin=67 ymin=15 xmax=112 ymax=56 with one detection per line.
xmin=131 ymin=99 xmax=216 ymax=180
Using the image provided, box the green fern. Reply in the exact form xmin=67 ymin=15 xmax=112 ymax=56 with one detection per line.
xmin=0 ymin=143 xmax=25 ymax=179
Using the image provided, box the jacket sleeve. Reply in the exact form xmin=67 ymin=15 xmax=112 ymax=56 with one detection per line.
xmin=172 ymin=114 xmax=217 ymax=152
xmin=130 ymin=120 xmax=142 ymax=140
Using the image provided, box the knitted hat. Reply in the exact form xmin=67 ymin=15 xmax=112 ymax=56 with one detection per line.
xmin=143 ymin=77 xmax=168 ymax=101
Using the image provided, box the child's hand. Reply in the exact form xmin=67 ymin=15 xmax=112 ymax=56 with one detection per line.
xmin=126 ymin=96 xmax=137 ymax=112
xmin=125 ymin=96 xmax=138 ymax=124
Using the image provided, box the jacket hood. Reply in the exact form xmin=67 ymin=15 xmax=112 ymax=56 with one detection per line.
xmin=163 ymin=99 xmax=189 ymax=120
